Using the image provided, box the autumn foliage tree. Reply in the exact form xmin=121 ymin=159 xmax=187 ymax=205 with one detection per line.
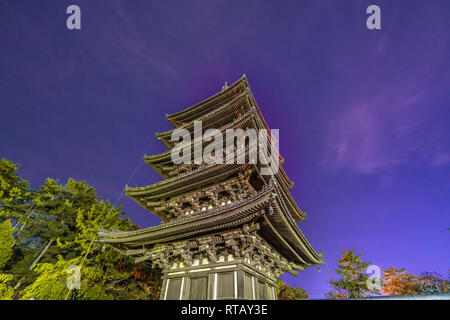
xmin=381 ymin=267 xmax=449 ymax=296
xmin=416 ymin=272 xmax=449 ymax=295
xmin=381 ymin=267 xmax=419 ymax=296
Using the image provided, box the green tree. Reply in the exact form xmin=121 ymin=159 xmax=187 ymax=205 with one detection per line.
xmin=0 ymin=219 xmax=15 ymax=299
xmin=19 ymin=179 xmax=148 ymax=300
xmin=1 ymin=158 xmax=162 ymax=300
xmin=0 ymin=274 xmax=14 ymax=300
xmin=0 ymin=159 xmax=33 ymax=224
xmin=0 ymin=219 xmax=14 ymax=268
xmin=21 ymin=256 xmax=110 ymax=300
xmin=326 ymin=249 xmax=379 ymax=299
xmin=276 ymin=278 xmax=309 ymax=300
xmin=0 ymin=159 xmax=35 ymax=286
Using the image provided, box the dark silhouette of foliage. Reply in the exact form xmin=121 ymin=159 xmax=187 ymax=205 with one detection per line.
xmin=276 ymin=278 xmax=309 ymax=300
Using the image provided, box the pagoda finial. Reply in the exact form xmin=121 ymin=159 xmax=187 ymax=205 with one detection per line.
xmin=222 ymin=81 xmax=228 ymax=91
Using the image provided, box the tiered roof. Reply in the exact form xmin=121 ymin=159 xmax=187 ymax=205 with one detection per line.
xmin=100 ymin=75 xmax=322 ymax=268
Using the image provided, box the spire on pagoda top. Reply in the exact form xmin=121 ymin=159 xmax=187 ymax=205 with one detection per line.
xmin=222 ymin=81 xmax=228 ymax=91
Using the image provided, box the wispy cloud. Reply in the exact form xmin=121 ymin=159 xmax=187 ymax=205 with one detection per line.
xmin=321 ymin=8 xmax=450 ymax=174
xmin=430 ymin=153 xmax=450 ymax=168
xmin=323 ymin=80 xmax=449 ymax=174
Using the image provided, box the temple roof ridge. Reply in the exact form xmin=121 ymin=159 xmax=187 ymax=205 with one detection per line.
xmin=144 ymin=108 xmax=256 ymax=164
xmin=166 ymin=74 xmax=248 ymax=127
xmin=155 ymin=88 xmax=251 ymax=140
xmin=127 ymin=148 xmax=253 ymax=195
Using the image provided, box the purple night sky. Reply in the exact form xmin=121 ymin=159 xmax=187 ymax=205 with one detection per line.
xmin=1 ymin=1 xmax=449 ymax=298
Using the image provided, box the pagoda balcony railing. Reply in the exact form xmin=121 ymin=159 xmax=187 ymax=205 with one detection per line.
xmin=99 ymin=183 xmax=272 ymax=239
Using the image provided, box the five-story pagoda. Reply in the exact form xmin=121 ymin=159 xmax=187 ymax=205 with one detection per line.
xmin=99 ymin=75 xmax=322 ymax=300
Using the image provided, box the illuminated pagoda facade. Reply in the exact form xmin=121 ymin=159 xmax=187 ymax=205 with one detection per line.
xmin=99 ymin=75 xmax=322 ymax=300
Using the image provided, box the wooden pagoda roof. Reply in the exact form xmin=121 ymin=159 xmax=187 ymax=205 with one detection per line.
xmin=145 ymin=105 xmax=258 ymax=178
xmin=105 ymin=75 xmax=323 ymax=269
xmin=126 ymin=75 xmax=309 ymax=222
xmin=166 ymin=75 xmax=249 ymax=128
xmin=99 ymin=184 xmax=322 ymax=267
xmin=128 ymin=141 xmax=306 ymax=222
xmin=156 ymin=89 xmax=253 ymax=149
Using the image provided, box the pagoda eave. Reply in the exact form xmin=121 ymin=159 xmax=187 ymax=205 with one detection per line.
xmin=101 ymin=185 xmax=274 ymax=245
xmin=166 ymin=75 xmax=248 ymax=127
xmin=156 ymin=89 xmax=253 ymax=148
xmin=100 ymin=185 xmax=320 ymax=267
